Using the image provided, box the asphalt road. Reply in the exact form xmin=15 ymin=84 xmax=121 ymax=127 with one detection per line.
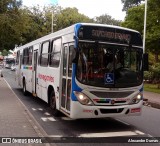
xmin=1 ymin=68 xmax=160 ymax=146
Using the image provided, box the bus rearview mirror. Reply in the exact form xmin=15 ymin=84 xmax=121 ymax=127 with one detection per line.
xmin=143 ymin=53 xmax=149 ymax=71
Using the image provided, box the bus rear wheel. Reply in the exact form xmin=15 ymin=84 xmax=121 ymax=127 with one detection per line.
xmin=49 ymin=90 xmax=59 ymax=116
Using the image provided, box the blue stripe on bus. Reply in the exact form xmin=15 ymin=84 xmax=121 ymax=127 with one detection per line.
xmin=74 ymin=23 xmax=82 ymax=48
xmin=71 ymin=63 xmax=82 ymax=101
xmin=139 ymin=87 xmax=143 ymax=99
xmin=139 ymin=87 xmax=143 ymax=92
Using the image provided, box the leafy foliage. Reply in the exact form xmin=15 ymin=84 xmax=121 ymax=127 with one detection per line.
xmin=121 ymin=0 xmax=160 ymax=62
xmin=94 ymin=14 xmax=121 ymax=26
xmin=0 ymin=0 xmax=124 ymax=52
xmin=55 ymin=7 xmax=92 ymax=30
xmin=122 ymin=0 xmax=160 ymax=84
xmin=1 ymin=49 xmax=8 ymax=56
xmin=121 ymin=0 xmax=144 ymax=11
xmin=145 ymin=0 xmax=160 ymax=61
xmin=121 ymin=5 xmax=144 ymax=33
xmin=0 ymin=0 xmax=22 ymax=50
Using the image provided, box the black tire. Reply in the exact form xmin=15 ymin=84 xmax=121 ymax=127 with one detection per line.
xmin=49 ymin=90 xmax=59 ymax=116
xmin=23 ymin=79 xmax=27 ymax=96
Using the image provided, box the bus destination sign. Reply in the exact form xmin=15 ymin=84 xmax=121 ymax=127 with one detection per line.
xmin=92 ymin=30 xmax=131 ymax=43
xmin=78 ymin=26 xmax=142 ymax=46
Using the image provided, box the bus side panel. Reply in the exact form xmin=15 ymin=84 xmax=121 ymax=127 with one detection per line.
xmin=38 ymin=66 xmax=48 ymax=101
xmin=24 ymin=66 xmax=32 ymax=93
xmin=16 ymin=51 xmax=22 ymax=87
xmin=47 ymin=67 xmax=61 ymax=104
xmin=36 ymin=64 xmax=42 ymax=99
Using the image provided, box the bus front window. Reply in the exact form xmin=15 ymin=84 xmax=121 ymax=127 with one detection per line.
xmin=76 ymin=42 xmax=143 ymax=88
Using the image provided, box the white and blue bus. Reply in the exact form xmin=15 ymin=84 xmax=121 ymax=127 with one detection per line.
xmin=16 ymin=23 xmax=148 ymax=119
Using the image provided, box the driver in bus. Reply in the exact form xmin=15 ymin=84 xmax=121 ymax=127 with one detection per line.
xmin=107 ymin=55 xmax=122 ymax=72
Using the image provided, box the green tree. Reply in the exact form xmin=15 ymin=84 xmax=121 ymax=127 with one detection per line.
xmin=145 ymin=0 xmax=160 ymax=62
xmin=0 ymin=0 xmax=22 ymax=13
xmin=20 ymin=6 xmax=47 ymax=43
xmin=0 ymin=0 xmax=22 ymax=50
xmin=94 ymin=14 xmax=121 ymax=26
xmin=121 ymin=0 xmax=160 ymax=63
xmin=2 ymin=49 xmax=8 ymax=56
xmin=55 ymin=7 xmax=92 ymax=30
xmin=121 ymin=5 xmax=144 ymax=33
xmin=121 ymin=0 xmax=144 ymax=11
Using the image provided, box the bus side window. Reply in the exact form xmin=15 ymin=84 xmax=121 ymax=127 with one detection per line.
xmin=50 ymin=38 xmax=61 ymax=68
xmin=38 ymin=45 xmax=41 ymax=65
xmin=40 ymin=41 xmax=50 ymax=67
xmin=28 ymin=46 xmax=33 ymax=65
xmin=23 ymin=48 xmax=29 ymax=65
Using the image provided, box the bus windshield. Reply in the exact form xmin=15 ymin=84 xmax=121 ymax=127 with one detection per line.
xmin=76 ymin=42 xmax=143 ymax=88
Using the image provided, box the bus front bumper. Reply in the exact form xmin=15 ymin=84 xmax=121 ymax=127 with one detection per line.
xmin=70 ymin=100 xmax=143 ymax=119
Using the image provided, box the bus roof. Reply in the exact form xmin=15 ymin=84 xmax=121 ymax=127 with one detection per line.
xmin=17 ymin=23 xmax=141 ymax=50
xmin=78 ymin=23 xmax=140 ymax=34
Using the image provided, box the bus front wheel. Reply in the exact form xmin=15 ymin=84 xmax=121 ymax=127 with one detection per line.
xmin=49 ymin=90 xmax=59 ymax=116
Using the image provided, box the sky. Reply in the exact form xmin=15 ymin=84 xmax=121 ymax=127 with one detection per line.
xmin=22 ymin=0 xmax=126 ymax=21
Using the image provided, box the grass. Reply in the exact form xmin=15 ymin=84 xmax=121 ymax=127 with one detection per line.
xmin=144 ymin=83 xmax=160 ymax=94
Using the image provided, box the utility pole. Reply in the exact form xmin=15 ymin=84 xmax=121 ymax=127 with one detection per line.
xmin=143 ymin=0 xmax=148 ymax=53
xmin=51 ymin=11 xmax=54 ymax=33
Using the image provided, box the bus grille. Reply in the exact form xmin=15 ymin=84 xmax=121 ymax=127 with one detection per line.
xmin=90 ymin=91 xmax=134 ymax=98
xmin=100 ymin=108 xmax=124 ymax=114
xmin=96 ymin=100 xmax=126 ymax=104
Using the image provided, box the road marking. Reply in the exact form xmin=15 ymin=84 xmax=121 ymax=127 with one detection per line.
xmin=48 ymin=135 xmax=63 ymax=137
xmin=48 ymin=117 xmax=56 ymax=121
xmin=78 ymin=130 xmax=145 ymax=137
xmin=38 ymin=108 xmax=43 ymax=111
xmin=61 ymin=117 xmax=75 ymax=121
xmin=32 ymin=108 xmax=37 ymax=111
xmin=115 ymin=119 xmax=130 ymax=126
xmin=44 ymin=112 xmax=51 ymax=116
xmin=148 ymin=134 xmax=153 ymax=137
xmin=41 ymin=117 xmax=57 ymax=122
xmin=134 ymin=130 xmax=145 ymax=135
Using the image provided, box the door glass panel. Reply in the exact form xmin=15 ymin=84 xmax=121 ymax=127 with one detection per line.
xmin=66 ymin=79 xmax=71 ymax=111
xmin=63 ymin=47 xmax=67 ymax=76
xmin=61 ymin=44 xmax=73 ymax=112
xmin=68 ymin=46 xmax=76 ymax=77
xmin=61 ymin=78 xmax=66 ymax=108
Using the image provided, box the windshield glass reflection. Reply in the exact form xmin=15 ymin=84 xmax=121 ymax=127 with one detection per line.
xmin=76 ymin=42 xmax=143 ymax=88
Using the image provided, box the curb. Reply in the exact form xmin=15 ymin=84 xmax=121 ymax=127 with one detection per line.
xmin=143 ymin=99 xmax=160 ymax=109
xmin=147 ymin=101 xmax=160 ymax=109
xmin=3 ymin=78 xmax=56 ymax=146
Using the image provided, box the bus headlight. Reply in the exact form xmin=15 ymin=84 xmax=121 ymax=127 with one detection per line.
xmin=129 ymin=93 xmax=142 ymax=104
xmin=74 ymin=91 xmax=94 ymax=106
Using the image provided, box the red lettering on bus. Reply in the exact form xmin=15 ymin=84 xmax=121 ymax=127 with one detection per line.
xmin=38 ymin=74 xmax=54 ymax=82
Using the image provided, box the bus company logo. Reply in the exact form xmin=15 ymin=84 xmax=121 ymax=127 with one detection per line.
xmin=38 ymin=74 xmax=54 ymax=82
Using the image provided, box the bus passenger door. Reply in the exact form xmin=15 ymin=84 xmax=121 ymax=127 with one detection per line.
xmin=32 ymin=50 xmax=38 ymax=96
xmin=61 ymin=43 xmax=73 ymax=113
xmin=17 ymin=54 xmax=22 ymax=87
